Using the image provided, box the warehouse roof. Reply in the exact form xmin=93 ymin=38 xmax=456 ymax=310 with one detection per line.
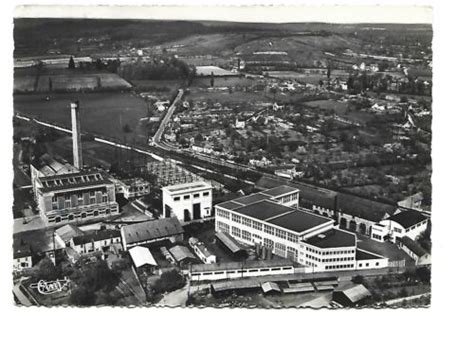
xmin=233 ymin=200 xmax=293 ymax=221
xmin=190 ymin=259 xmax=294 ymax=273
xmin=121 ymin=217 xmax=183 ymax=245
xmin=303 ymin=229 xmax=356 ymax=249
xmin=387 ymin=210 xmax=428 ymax=229
xmin=261 ymin=185 xmax=299 ymax=197
xmin=214 ymin=232 xmax=246 ymax=254
xmin=211 ymin=279 xmax=261 ymax=293
xmin=400 ymin=236 xmax=428 ymax=258
xmin=356 ymin=249 xmax=384 ymax=260
xmin=334 ymin=284 xmax=371 ymax=304
xmin=267 ymin=210 xmax=332 ymax=233
xmin=129 ymin=246 xmax=157 ymax=268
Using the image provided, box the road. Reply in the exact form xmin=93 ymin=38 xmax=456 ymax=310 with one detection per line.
xmin=151 ymin=88 xmax=184 ymax=145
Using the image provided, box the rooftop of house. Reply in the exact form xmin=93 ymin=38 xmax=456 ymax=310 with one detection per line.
xmin=13 ymin=229 xmax=66 ymax=258
xmin=303 ymin=229 xmax=356 ymax=249
xmin=387 ymin=210 xmax=428 ymax=229
xmin=72 ymin=229 xmax=121 ymax=245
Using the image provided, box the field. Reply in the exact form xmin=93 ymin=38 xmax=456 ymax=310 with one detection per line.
xmin=14 ymin=92 xmax=149 ymax=144
xmin=185 ymin=88 xmax=271 ymax=104
xmin=131 ymin=79 xmax=182 ymax=94
xmin=304 ymin=99 xmax=348 ymax=114
xmin=195 ymin=66 xmax=237 ymax=77
xmin=14 ymin=72 xmax=132 ymax=93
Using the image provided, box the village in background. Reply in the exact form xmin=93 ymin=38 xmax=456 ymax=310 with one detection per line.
xmin=12 ymin=18 xmax=432 ymax=307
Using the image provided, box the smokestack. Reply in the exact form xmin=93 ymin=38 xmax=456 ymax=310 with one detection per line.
xmin=71 ymin=101 xmax=83 ymax=169
xmin=333 ymin=195 xmax=339 ymax=226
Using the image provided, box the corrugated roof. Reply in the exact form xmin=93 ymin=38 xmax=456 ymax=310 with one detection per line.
xmin=214 ymin=232 xmax=246 ymax=254
xmin=335 ymin=284 xmax=371 ymax=303
xmin=121 ymin=217 xmax=184 ymax=245
xmin=388 ymin=210 xmax=428 ymax=229
xmin=169 ymin=245 xmax=196 ymax=262
xmin=211 ymin=279 xmax=261 ymax=292
xmin=129 ymin=246 xmax=157 ymax=268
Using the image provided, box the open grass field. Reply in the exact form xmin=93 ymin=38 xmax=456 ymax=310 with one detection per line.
xmin=14 ymin=91 xmax=149 ymax=144
xmin=195 ymin=66 xmax=237 ymax=77
xmin=304 ymin=99 xmax=348 ymax=114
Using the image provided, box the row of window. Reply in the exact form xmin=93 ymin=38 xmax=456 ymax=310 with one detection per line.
xmin=306 ymin=254 xmax=355 ymax=263
xmin=279 ymin=193 xmax=298 ymax=204
xmin=305 ymin=247 xmax=355 ymax=256
xmin=216 ymin=221 xmax=230 ymax=233
xmin=191 ymin=266 xmax=293 ymax=277
xmin=173 ymin=191 xmax=210 ymax=202
xmin=325 ymin=264 xmax=354 ymax=270
xmin=48 ymin=205 xmax=118 ymax=224
xmin=359 ymin=262 xmax=379 ymax=267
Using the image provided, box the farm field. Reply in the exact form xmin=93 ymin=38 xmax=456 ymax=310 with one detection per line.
xmin=304 ymin=99 xmax=348 ymax=114
xmin=14 ymin=72 xmax=132 ymax=93
xmin=131 ymin=79 xmax=182 ymax=94
xmin=14 ymin=92 xmax=149 ymax=144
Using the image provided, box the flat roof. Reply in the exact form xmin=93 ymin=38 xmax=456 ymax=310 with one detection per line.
xmin=233 ymin=200 xmax=293 ymax=221
xmin=261 ymin=185 xmax=299 ymax=197
xmin=303 ymin=229 xmax=356 ymax=249
xmin=162 ymin=181 xmax=212 ymax=194
xmin=267 ymin=210 xmax=332 ymax=233
xmin=216 ymin=201 xmax=245 ymax=210
xmin=232 ymin=192 xmax=272 ymax=205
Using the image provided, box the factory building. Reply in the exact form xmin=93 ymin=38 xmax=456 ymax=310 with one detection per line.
xmin=370 ymin=210 xmax=429 ymax=243
xmin=162 ymin=181 xmax=213 ymax=222
xmin=215 ymin=186 xmax=388 ymax=272
xmin=32 ymin=170 xmax=120 ymax=226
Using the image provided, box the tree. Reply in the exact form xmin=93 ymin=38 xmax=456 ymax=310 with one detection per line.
xmin=69 ymin=286 xmax=96 ymax=306
xmin=31 ymin=257 xmax=62 ymax=282
xmin=68 ymin=56 xmax=75 ymax=69
xmin=151 ymin=269 xmax=185 ymax=294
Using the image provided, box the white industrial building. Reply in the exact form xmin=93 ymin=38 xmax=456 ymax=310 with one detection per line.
xmin=370 ymin=210 xmax=429 ymax=243
xmin=162 ymin=181 xmax=213 ymax=222
xmin=215 ymin=186 xmax=388 ymax=272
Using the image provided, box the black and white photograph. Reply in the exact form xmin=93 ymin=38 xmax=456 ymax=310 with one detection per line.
xmin=8 ymin=4 xmax=438 ymax=309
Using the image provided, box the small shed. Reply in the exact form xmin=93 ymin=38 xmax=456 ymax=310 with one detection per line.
xmin=129 ymin=246 xmax=158 ymax=269
xmin=169 ymin=245 xmax=198 ymax=266
xmin=261 ymin=282 xmax=281 ymax=295
xmin=333 ymin=284 xmax=371 ymax=307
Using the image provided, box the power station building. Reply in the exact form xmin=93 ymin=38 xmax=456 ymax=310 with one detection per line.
xmin=215 ymin=186 xmax=388 ymax=272
xmin=31 ymin=101 xmax=120 ymax=226
xmin=162 ymin=181 xmax=213 ymax=222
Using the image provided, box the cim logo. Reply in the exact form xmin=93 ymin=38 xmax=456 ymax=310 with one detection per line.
xmin=29 ymin=278 xmax=70 ymax=295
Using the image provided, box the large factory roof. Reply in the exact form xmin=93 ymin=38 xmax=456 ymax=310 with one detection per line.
xmin=303 ymin=229 xmax=356 ymax=249
xmin=121 ymin=217 xmax=184 ymax=246
xmin=233 ymin=200 xmax=293 ymax=221
xmin=267 ymin=210 xmax=332 ymax=233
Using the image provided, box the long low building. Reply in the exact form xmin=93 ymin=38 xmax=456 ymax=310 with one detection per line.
xmin=189 ymin=259 xmax=295 ymax=281
xmin=215 ymin=186 xmax=389 ymax=272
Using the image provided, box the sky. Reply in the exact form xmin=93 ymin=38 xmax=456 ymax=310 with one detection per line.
xmin=14 ymin=4 xmax=432 ymax=24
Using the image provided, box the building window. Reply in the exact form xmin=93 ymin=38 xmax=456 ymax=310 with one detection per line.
xmin=252 ymin=221 xmax=263 ymax=231
xmin=183 ymin=195 xmax=190 ymax=200
xmin=242 ymin=230 xmax=251 ymax=241
xmin=231 ymin=226 xmax=241 ymax=238
xmin=242 ymin=217 xmax=252 ymax=227
xmin=193 ymin=193 xmax=200 ymax=198
xmin=264 ymin=225 xmax=275 ymax=235
xmin=203 ymin=192 xmax=210 ymax=197
xmin=232 ymin=214 xmax=241 ymax=223
xmin=174 ymin=197 xmax=180 ymax=201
